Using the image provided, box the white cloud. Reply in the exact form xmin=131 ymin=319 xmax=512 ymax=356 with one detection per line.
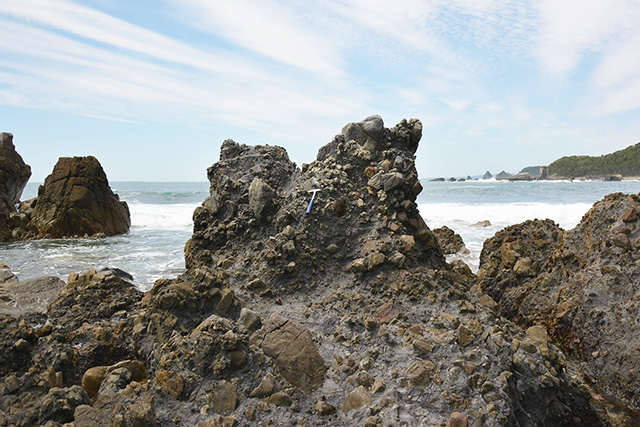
xmin=165 ymin=0 xmax=344 ymax=75
xmin=533 ymin=0 xmax=635 ymax=76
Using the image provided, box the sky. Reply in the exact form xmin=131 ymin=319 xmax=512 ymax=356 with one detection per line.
xmin=1 ymin=0 xmax=640 ymax=182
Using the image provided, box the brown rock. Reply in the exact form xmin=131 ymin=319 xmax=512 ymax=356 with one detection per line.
xmin=29 ymin=156 xmax=130 ymax=238
xmin=343 ymin=386 xmax=370 ymax=412
xmin=259 ymin=314 xmax=326 ymax=395
xmin=315 ymin=400 xmax=337 ymax=416
xmin=155 ymin=369 xmax=184 ymax=399
xmin=374 ymin=302 xmax=399 ymax=324
xmin=447 ymin=411 xmax=468 ymax=427
xmin=407 ymin=360 xmax=436 ymax=387
xmin=210 ymin=381 xmax=237 ymax=414
xmin=0 ymin=132 xmax=31 ymax=214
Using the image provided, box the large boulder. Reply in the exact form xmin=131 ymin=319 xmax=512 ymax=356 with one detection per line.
xmin=477 ymin=192 xmax=640 ymax=411
xmin=29 ymin=156 xmax=130 ymax=238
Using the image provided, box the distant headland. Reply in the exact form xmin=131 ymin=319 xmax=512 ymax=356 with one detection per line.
xmin=430 ymin=140 xmax=640 ymax=182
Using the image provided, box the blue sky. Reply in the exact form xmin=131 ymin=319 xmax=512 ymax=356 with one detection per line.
xmin=1 ymin=0 xmax=639 ymax=182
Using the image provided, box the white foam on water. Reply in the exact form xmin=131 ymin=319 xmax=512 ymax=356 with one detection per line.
xmin=128 ymin=202 xmax=198 ymax=231
xmin=419 ymin=201 xmax=594 ymax=272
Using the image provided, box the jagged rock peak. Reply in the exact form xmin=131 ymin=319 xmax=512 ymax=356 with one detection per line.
xmin=185 ymin=116 xmax=442 ymax=296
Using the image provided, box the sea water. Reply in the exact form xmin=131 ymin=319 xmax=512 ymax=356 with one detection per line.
xmin=1 ymin=180 xmax=639 ymax=290
xmin=418 ymin=179 xmax=640 ymax=271
xmin=0 ymin=182 xmax=209 ymax=291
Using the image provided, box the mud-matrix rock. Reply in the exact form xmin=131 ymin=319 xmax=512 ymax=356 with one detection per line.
xmin=477 ymin=192 xmax=640 ymax=410
xmin=185 ymin=117 xmax=444 ymax=296
xmin=29 ymin=156 xmax=130 ymax=238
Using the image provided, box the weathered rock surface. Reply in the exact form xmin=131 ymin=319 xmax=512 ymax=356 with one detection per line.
xmin=27 ymin=156 xmax=130 ymax=238
xmin=477 ymin=192 xmax=640 ymax=417
xmin=0 ymin=117 xmax=619 ymax=426
xmin=433 ymin=225 xmax=469 ymax=255
xmin=0 ymin=133 xmax=31 ymax=241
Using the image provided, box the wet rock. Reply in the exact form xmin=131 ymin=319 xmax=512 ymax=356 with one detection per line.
xmin=29 ymin=156 xmax=130 ymax=238
xmin=0 ymin=275 xmax=65 ymax=316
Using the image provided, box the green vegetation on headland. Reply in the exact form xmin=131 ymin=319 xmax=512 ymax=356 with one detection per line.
xmin=548 ymin=142 xmax=640 ymax=178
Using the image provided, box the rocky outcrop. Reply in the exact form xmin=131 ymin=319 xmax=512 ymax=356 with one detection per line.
xmin=0 ymin=133 xmax=31 ymax=240
xmin=28 ymin=156 xmax=130 ymax=238
xmin=433 ymin=226 xmax=468 ymax=255
xmin=477 ymin=192 xmax=640 ymax=415
xmin=185 ymin=115 xmax=443 ymax=293
xmin=0 ymin=117 xmax=614 ymax=426
xmin=482 ymin=171 xmax=492 ymax=180
xmin=495 ymin=171 xmax=512 ymax=180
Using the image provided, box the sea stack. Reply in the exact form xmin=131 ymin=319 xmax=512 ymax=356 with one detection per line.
xmin=28 ymin=156 xmax=130 ymax=238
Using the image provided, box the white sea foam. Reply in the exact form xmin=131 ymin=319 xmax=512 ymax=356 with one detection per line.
xmin=419 ymin=201 xmax=594 ymax=272
xmin=128 ymin=202 xmax=198 ymax=231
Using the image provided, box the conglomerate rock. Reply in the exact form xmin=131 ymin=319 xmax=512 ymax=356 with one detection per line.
xmin=477 ymin=192 xmax=640 ymax=415
xmin=28 ymin=156 xmax=130 ymax=238
xmin=0 ymin=117 xmax=613 ymax=426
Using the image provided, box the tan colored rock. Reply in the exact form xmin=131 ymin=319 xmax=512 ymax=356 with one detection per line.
xmin=210 ymin=381 xmax=237 ymax=414
xmin=259 ymin=314 xmax=326 ymax=395
xmin=249 ymin=373 xmax=275 ymax=398
xmin=343 ymin=386 xmax=370 ymax=412
xmin=155 ymin=369 xmax=184 ymax=399
xmin=315 ymin=400 xmax=337 ymax=416
xmin=526 ymin=325 xmax=550 ymax=358
xmin=407 ymin=360 xmax=436 ymax=387
xmin=81 ymin=366 xmax=108 ymax=399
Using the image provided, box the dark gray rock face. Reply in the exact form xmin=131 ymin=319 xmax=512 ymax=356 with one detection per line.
xmin=0 ymin=133 xmax=31 ymax=213
xmin=28 ymin=156 xmax=130 ymax=238
xmin=0 ymin=133 xmax=31 ymax=241
xmin=477 ymin=192 xmax=640 ymax=414
xmin=482 ymin=171 xmax=492 ymax=180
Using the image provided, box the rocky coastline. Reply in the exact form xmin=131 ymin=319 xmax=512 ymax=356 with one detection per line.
xmin=0 ymin=118 xmax=638 ymax=425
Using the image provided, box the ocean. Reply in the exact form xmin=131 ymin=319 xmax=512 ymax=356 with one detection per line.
xmin=1 ymin=180 xmax=639 ymax=290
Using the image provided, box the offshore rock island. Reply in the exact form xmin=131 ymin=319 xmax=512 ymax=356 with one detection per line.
xmin=0 ymin=117 xmax=637 ymax=425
